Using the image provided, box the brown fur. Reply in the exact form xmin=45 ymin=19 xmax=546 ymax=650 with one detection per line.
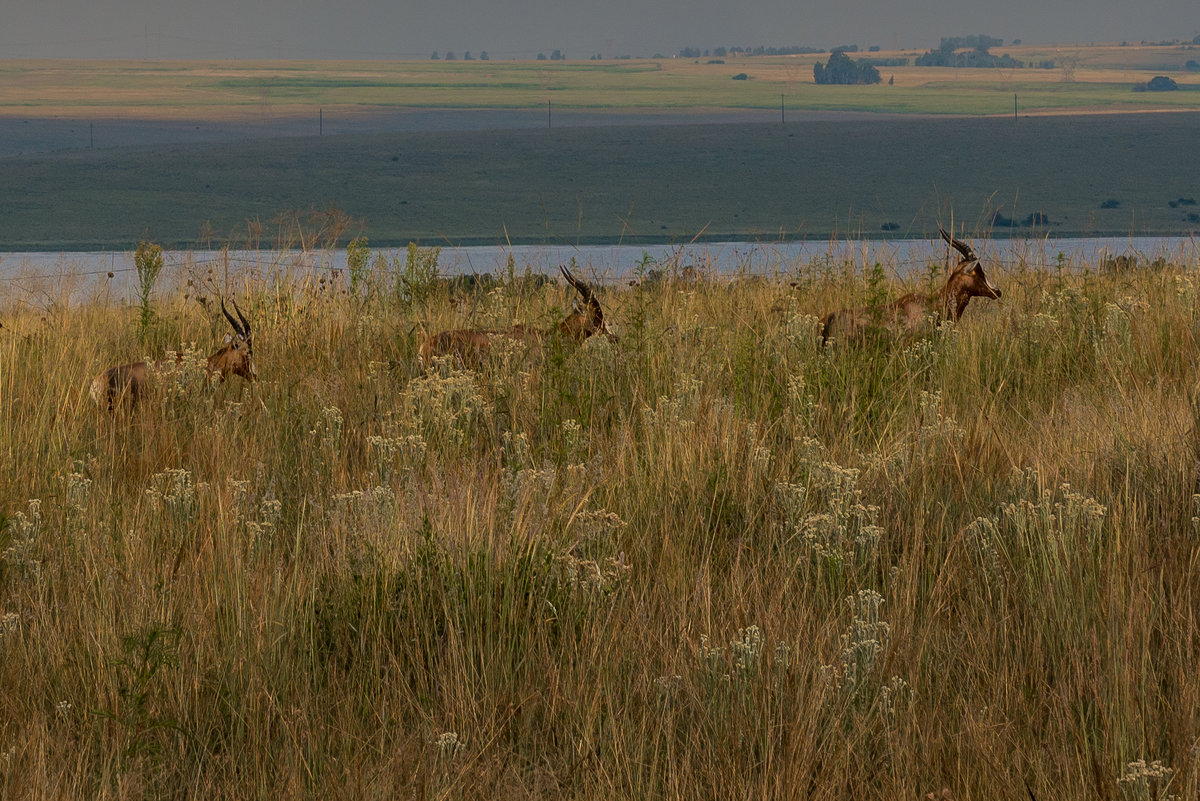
xmin=820 ymin=227 xmax=1001 ymax=345
xmin=418 ymin=266 xmax=617 ymax=367
xmin=91 ymin=299 xmax=257 ymax=411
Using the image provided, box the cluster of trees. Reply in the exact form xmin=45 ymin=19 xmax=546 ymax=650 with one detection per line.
xmin=813 ymin=51 xmax=881 ymax=85
xmin=429 ymin=49 xmax=569 ymax=61
xmin=1134 ymin=76 xmax=1179 ymax=91
xmin=678 ymin=45 xmax=823 ymax=59
xmin=937 ymin=35 xmax=1003 ymax=50
xmin=990 ymin=210 xmax=1053 ymax=228
xmin=915 ymin=36 xmax=1026 ymax=68
xmin=430 ymin=51 xmax=490 ymax=60
xmin=416 ymin=34 xmax=1200 ymax=64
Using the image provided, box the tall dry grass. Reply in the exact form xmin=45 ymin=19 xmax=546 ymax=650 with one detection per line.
xmin=0 ymin=246 xmax=1198 ymax=800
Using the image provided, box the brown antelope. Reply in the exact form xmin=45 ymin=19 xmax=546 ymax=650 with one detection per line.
xmin=90 ymin=299 xmax=258 ymax=410
xmin=418 ymin=265 xmax=617 ymax=367
xmin=819 ymin=226 xmax=1001 ymax=345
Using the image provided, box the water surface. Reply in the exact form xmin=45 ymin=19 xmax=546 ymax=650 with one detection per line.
xmin=2 ymin=236 xmax=1197 ymax=302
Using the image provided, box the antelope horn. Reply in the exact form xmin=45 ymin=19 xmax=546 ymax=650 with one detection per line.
xmin=560 ymin=265 xmax=596 ymax=304
xmin=232 ymin=298 xmax=252 ymax=337
xmin=221 ymin=299 xmax=246 ymax=338
xmin=938 ymin=225 xmax=976 ymax=260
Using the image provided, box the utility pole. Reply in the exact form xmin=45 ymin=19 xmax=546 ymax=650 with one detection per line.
xmin=548 ymin=100 xmax=552 ymax=129
xmin=781 ymin=94 xmax=785 ymax=124
xmin=319 ymin=108 xmax=323 ymax=136
xmin=1014 ymin=94 xmax=1018 ymax=121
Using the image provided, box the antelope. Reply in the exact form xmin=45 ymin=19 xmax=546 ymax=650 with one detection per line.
xmin=90 ymin=299 xmax=258 ymax=411
xmin=418 ymin=265 xmax=617 ymax=367
xmin=819 ymin=226 xmax=1001 ymax=345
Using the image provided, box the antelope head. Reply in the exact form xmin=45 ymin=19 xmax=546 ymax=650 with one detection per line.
xmin=557 ymin=266 xmax=618 ymax=343
xmin=209 ymin=299 xmax=258 ymax=382
xmin=938 ymin=226 xmax=1001 ymax=320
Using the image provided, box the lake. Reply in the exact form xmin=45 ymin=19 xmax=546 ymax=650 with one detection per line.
xmin=2 ymin=236 xmax=1198 ymax=301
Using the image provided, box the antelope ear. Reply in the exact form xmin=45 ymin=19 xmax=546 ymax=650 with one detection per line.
xmin=222 ymin=333 xmax=233 ymax=345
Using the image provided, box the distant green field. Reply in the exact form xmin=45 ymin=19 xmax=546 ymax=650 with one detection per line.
xmin=1 ymin=113 xmax=1199 ymax=249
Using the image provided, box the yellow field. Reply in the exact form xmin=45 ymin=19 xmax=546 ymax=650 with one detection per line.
xmin=2 ymin=41 xmax=1199 ymax=121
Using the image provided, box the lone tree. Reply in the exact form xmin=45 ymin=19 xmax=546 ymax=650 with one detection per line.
xmin=814 ymin=51 xmax=881 ymax=85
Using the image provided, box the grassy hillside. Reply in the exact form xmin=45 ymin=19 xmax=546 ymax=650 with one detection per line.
xmin=0 ymin=244 xmax=1198 ymax=798
xmin=2 ymin=113 xmax=1199 ymax=249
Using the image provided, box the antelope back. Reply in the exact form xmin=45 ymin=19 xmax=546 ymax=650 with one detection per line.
xmin=90 ymin=362 xmax=151 ymax=410
xmin=418 ymin=329 xmax=495 ymax=366
xmin=820 ymin=294 xmax=929 ymax=344
xmin=417 ymin=268 xmax=616 ymax=369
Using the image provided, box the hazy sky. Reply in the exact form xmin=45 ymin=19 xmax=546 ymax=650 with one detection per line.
xmin=2 ymin=0 xmax=1196 ymax=60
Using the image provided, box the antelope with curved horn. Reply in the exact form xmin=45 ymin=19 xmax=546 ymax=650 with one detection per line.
xmin=418 ymin=265 xmax=617 ymax=367
xmin=819 ymin=226 xmax=1001 ymax=345
xmin=90 ymin=299 xmax=258 ymax=411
